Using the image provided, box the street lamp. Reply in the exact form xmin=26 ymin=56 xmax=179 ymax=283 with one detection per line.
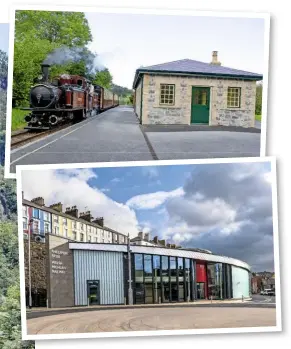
xmin=28 ymin=218 xmax=34 ymax=309
xmin=186 ymin=269 xmax=190 ymax=302
xmin=127 ymin=234 xmax=133 ymax=305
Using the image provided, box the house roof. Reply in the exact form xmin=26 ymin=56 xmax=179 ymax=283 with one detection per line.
xmin=22 ymin=198 xmax=127 ymax=238
xmin=133 ymin=58 xmax=263 ymax=88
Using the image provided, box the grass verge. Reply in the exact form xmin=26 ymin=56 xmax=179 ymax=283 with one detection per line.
xmin=12 ymin=108 xmax=28 ymax=131
xmin=255 ymin=114 xmax=262 ymax=121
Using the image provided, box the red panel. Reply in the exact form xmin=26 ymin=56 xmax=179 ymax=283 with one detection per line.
xmin=196 ymin=262 xmax=207 ymax=282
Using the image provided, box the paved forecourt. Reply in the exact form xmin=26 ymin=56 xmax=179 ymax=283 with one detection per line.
xmin=145 ymin=130 xmax=261 ymax=159
xmin=27 ymin=306 xmax=276 ymax=335
xmin=10 ymin=106 xmax=153 ymax=173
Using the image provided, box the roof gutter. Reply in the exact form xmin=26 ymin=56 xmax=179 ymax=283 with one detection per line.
xmin=133 ymin=69 xmax=263 ymax=88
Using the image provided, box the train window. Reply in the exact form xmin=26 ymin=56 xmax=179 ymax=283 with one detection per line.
xmin=77 ymin=79 xmax=83 ymax=87
xmin=52 ymin=79 xmax=59 ymax=86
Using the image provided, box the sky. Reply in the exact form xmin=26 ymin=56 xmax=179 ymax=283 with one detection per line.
xmin=85 ymin=13 xmax=265 ymax=88
xmin=0 ymin=23 xmax=9 ymax=53
xmin=22 ymin=161 xmax=274 ymax=272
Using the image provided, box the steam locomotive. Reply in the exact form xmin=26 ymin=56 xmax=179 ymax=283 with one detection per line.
xmin=22 ymin=64 xmax=119 ymax=130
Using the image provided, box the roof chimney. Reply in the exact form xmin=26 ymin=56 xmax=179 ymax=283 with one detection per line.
xmin=31 ymin=197 xmax=45 ymax=206
xmin=65 ymin=205 xmax=79 ymax=218
xmin=49 ymin=202 xmax=63 ymax=212
xmin=92 ymin=217 xmax=104 ymax=226
xmin=138 ymin=231 xmax=144 ymax=240
xmin=211 ymin=51 xmax=221 ymax=66
xmin=144 ymin=233 xmax=150 ymax=241
xmin=79 ymin=211 xmax=93 ymax=222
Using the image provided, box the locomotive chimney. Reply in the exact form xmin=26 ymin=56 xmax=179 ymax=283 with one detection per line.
xmin=41 ymin=64 xmax=50 ymax=82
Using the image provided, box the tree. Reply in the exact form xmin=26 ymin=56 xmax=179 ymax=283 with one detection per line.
xmin=0 ymin=168 xmax=35 ymax=348
xmin=92 ymin=68 xmax=113 ymax=89
xmin=13 ymin=10 xmax=92 ymax=106
xmin=255 ymin=82 xmax=263 ymax=115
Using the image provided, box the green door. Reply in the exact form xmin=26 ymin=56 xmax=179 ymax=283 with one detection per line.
xmin=191 ymin=87 xmax=210 ymax=124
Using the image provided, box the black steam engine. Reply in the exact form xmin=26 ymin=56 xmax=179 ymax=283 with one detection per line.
xmin=22 ymin=64 xmax=99 ymax=130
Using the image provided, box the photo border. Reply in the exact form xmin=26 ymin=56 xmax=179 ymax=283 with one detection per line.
xmin=5 ymin=5 xmax=270 ymax=178
xmin=16 ymin=156 xmax=281 ymax=341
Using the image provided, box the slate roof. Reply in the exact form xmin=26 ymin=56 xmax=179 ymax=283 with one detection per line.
xmin=133 ymin=58 xmax=263 ymax=88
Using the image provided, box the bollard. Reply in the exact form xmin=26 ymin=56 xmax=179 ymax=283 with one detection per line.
xmin=242 ymin=295 xmax=244 ymax=302
xmin=124 ymin=297 xmax=127 ymax=305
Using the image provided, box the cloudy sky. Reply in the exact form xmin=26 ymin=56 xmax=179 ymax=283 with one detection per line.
xmin=22 ymin=160 xmax=274 ymax=272
xmin=0 ymin=23 xmax=9 ymax=53
xmin=85 ymin=13 xmax=265 ymax=88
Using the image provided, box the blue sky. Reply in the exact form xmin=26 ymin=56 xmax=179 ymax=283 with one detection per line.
xmin=0 ymin=23 xmax=9 ymax=52
xmin=22 ymin=161 xmax=274 ymax=271
xmin=85 ymin=13 xmax=265 ymax=88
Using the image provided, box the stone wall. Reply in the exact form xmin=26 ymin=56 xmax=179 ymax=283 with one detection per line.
xmin=141 ymin=74 xmax=257 ymax=127
xmin=24 ymin=240 xmax=47 ymax=290
xmin=134 ymin=80 xmax=142 ymax=119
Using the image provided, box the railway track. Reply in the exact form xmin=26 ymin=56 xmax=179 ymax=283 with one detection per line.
xmin=11 ymin=123 xmax=74 ymax=149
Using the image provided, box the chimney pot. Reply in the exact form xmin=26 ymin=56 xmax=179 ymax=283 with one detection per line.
xmin=211 ymin=50 xmax=221 ymax=66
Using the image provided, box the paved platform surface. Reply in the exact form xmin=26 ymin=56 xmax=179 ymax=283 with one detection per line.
xmin=10 ymin=106 xmax=153 ymax=173
xmin=27 ymin=306 xmax=276 ymax=335
xmin=10 ymin=106 xmax=261 ymax=173
xmin=146 ymin=131 xmax=260 ymax=159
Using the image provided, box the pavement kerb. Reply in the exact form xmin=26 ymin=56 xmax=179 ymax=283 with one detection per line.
xmin=27 ymin=298 xmax=253 ymax=314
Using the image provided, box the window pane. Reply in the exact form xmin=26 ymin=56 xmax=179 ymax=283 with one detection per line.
xmin=161 ymin=256 xmax=170 ymax=302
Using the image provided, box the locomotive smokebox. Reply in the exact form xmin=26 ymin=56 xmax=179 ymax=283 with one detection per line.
xmin=41 ymin=64 xmax=50 ymax=82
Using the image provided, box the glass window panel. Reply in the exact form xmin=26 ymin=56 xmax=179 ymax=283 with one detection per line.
xmin=207 ymin=263 xmax=223 ymax=299
xmin=144 ymin=255 xmax=153 ymax=304
xmin=161 ymin=256 xmax=170 ymax=303
xmin=134 ymin=254 xmax=144 ymax=304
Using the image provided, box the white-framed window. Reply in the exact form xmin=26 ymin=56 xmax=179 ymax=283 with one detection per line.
xmin=88 ymin=235 xmax=91 ymax=242
xmin=72 ymin=221 xmax=77 ymax=229
xmin=64 ymin=228 xmax=68 ymax=237
xmin=43 ymin=211 xmax=50 ymax=222
xmin=227 ymin=87 xmax=241 ymax=108
xmin=44 ymin=222 xmax=50 ymax=234
xmin=95 ymin=237 xmax=98 ymax=242
xmin=81 ymin=223 xmax=84 ymax=230
xmin=32 ymin=208 xmax=39 ymax=219
xmin=22 ymin=206 xmax=28 ymax=217
xmin=63 ymin=218 xmax=67 ymax=225
xmin=87 ymin=226 xmax=91 ymax=233
xmin=80 ymin=233 xmax=84 ymax=242
xmin=160 ymin=84 xmax=175 ymax=105
xmin=54 ymin=215 xmax=58 ymax=223
xmin=72 ymin=231 xmax=77 ymax=240
xmin=23 ymin=217 xmax=28 ymax=230
xmin=54 ymin=226 xmax=59 ymax=235
xmin=32 ymin=220 xmax=40 ymax=234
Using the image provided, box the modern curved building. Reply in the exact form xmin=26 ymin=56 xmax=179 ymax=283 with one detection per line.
xmin=45 ymin=234 xmax=251 ymax=308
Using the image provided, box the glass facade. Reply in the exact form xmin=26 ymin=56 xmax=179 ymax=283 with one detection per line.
xmin=132 ymin=253 xmax=245 ymax=304
xmin=207 ymin=263 xmax=223 ymax=299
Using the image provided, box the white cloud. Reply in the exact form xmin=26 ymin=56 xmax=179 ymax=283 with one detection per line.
xmin=22 ymin=169 xmax=139 ymax=237
xmin=142 ymin=167 xmax=159 ymax=179
xmin=100 ymin=188 xmax=110 ymax=193
xmin=126 ymin=187 xmax=184 ymax=210
xmin=110 ymin=177 xmax=121 ymax=184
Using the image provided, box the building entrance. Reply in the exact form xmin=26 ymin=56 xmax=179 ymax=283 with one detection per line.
xmin=197 ymin=282 xmax=206 ymax=299
xmin=87 ymin=280 xmax=100 ymax=305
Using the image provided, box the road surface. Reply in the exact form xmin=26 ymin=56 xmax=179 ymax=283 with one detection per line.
xmin=27 ymin=305 xmax=276 ymax=335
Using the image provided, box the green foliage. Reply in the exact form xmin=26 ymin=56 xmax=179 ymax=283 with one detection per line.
xmin=92 ymin=68 xmax=113 ymax=89
xmin=0 ymin=168 xmax=34 ymax=348
xmin=1 ymin=50 xmax=8 ymax=166
xmin=255 ymin=82 xmax=263 ymax=115
xmin=13 ymin=10 xmax=92 ymax=106
xmin=11 ymin=109 xmax=28 ymax=132
xmin=111 ymin=84 xmax=133 ymax=98
xmin=255 ymin=114 xmax=262 ymax=122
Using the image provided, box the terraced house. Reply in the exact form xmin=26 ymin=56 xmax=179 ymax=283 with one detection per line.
xmin=133 ymin=51 xmax=263 ymax=127
xmin=22 ymin=195 xmax=128 ymax=244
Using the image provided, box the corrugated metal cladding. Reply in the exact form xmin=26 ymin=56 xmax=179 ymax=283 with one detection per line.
xmin=69 ymin=243 xmax=251 ymax=271
xmin=73 ymin=250 xmax=124 ymax=305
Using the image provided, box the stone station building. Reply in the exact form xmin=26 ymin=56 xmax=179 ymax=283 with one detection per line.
xmin=133 ymin=51 xmax=263 ymax=127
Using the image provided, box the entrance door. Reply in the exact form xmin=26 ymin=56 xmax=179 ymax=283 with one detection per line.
xmin=197 ymin=282 xmax=206 ymax=299
xmin=191 ymin=87 xmax=210 ymax=124
xmin=87 ymin=280 xmax=100 ymax=305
